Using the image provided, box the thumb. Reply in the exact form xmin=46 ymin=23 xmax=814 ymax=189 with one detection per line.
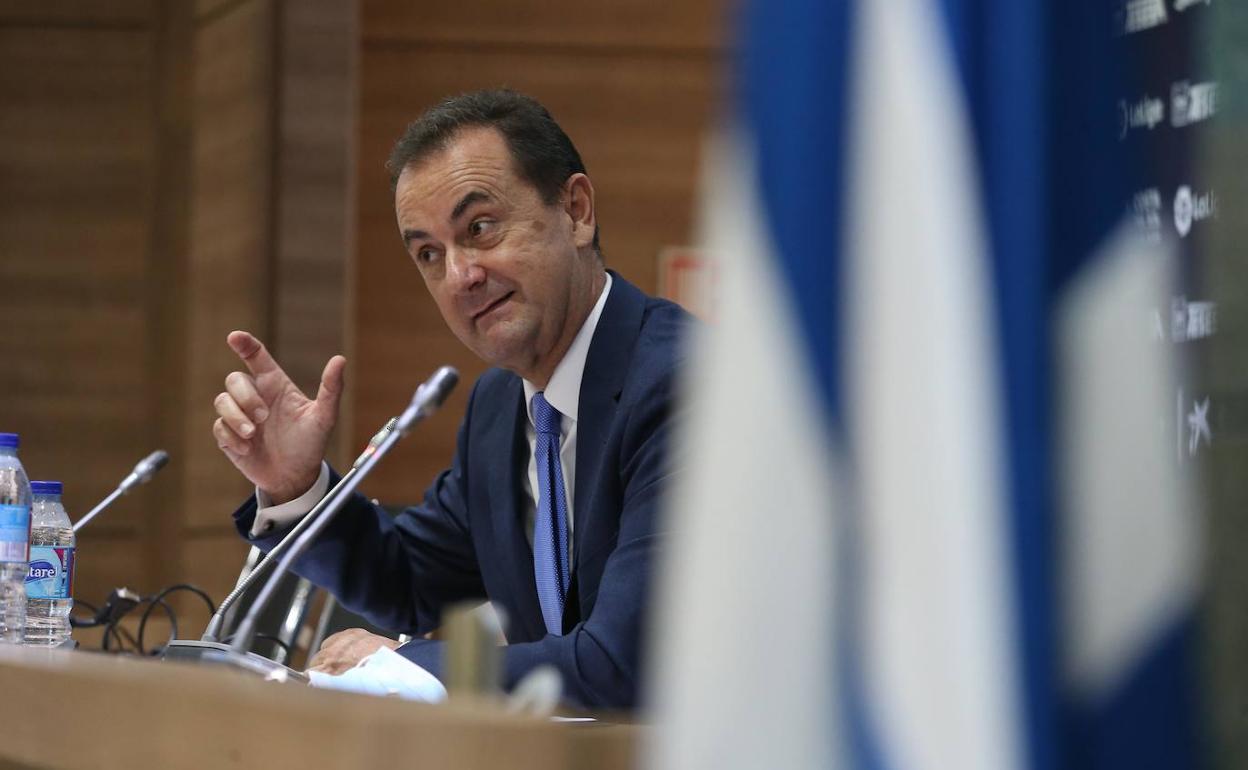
xmin=315 ymin=355 xmax=347 ymax=417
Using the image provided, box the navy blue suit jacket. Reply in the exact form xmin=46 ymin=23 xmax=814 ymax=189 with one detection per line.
xmin=235 ymin=274 xmax=691 ymax=709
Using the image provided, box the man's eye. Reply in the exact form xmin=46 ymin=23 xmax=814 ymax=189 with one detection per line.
xmin=416 ymin=247 xmax=439 ymax=264
xmin=468 ymin=219 xmax=495 ymax=237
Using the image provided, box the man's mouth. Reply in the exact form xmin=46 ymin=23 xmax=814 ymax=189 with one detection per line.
xmin=472 ymin=291 xmax=515 ymax=323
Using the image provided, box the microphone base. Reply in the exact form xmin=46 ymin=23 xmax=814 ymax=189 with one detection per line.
xmin=161 ymin=639 xmax=308 ymax=684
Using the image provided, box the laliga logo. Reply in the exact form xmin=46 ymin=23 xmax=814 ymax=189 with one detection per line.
xmin=1118 ymin=96 xmax=1165 ymax=139
xmin=1173 ymin=185 xmax=1217 ymax=237
xmin=25 ymin=560 xmax=55 ymax=583
xmin=1174 ymin=186 xmax=1193 ymax=236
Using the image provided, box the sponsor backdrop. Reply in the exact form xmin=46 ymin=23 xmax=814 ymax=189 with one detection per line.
xmin=650 ymin=0 xmax=1222 ymax=768
xmin=1119 ymin=0 xmax=1217 ymax=465
xmin=1200 ymin=0 xmax=1248 ymax=763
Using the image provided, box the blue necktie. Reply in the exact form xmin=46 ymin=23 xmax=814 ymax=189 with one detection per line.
xmin=532 ymin=392 xmax=570 ymax=635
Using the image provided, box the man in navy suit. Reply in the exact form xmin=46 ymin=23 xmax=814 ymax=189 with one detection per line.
xmin=211 ymin=90 xmax=690 ymax=709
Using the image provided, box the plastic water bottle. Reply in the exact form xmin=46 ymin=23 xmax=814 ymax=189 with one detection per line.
xmin=0 ymin=433 xmax=32 ymax=644
xmin=25 ymin=481 xmax=74 ymax=646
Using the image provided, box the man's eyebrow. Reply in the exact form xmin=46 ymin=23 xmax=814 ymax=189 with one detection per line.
xmin=451 ymin=190 xmax=492 ymax=222
xmin=402 ymin=190 xmax=494 ymax=245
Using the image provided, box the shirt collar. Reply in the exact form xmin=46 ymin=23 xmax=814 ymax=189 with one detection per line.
xmin=523 ymin=271 xmax=613 ymax=427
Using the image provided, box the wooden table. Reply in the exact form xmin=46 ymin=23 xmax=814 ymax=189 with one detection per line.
xmin=0 ymin=646 xmax=637 ymax=769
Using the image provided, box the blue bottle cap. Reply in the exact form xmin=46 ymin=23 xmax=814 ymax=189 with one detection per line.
xmin=0 ymin=433 xmax=17 ymax=448
xmin=31 ymin=481 xmax=62 ymax=496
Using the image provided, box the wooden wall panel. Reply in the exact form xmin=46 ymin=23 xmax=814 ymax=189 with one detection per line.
xmin=0 ymin=1 xmax=151 ymax=26
xmin=181 ymin=532 xmax=252 ymax=632
xmin=362 ymin=0 xmax=724 ymax=52
xmin=0 ymin=0 xmax=361 ymax=620
xmin=143 ymin=0 xmax=196 ymax=603
xmin=271 ymin=0 xmax=359 ymax=468
xmin=179 ymin=0 xmax=361 ymax=605
xmin=196 ymin=0 xmax=239 ymax=20
xmin=0 ymin=24 xmax=157 ymax=600
xmin=353 ymin=44 xmax=719 ymax=503
xmin=67 ymin=535 xmax=144 ymax=643
xmin=179 ymin=0 xmax=276 ymax=605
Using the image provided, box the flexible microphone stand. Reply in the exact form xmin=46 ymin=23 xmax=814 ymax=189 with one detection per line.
xmin=198 ymin=418 xmax=398 ymax=644
xmin=230 ymin=366 xmax=457 ymax=655
xmin=162 ymin=367 xmax=458 ymax=682
xmin=73 ymin=450 xmax=170 ymax=532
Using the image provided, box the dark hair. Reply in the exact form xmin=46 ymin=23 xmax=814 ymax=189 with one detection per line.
xmin=387 ymin=89 xmax=600 ymax=252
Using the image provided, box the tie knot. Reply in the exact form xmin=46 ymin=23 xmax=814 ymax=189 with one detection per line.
xmin=532 ymin=392 xmax=562 ymax=435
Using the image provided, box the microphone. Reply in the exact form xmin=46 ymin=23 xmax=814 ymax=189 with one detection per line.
xmin=402 ymin=366 xmax=459 ymax=428
xmin=118 ymin=450 xmax=170 ymax=494
xmin=198 ymin=418 xmax=400 ymax=643
xmin=73 ymin=450 xmax=171 ymax=533
xmin=228 ymin=366 xmax=458 ymax=656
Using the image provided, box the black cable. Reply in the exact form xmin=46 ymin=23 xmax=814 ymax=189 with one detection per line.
xmin=114 ymin=624 xmax=140 ymax=651
xmin=148 ymin=583 xmax=215 ymax=616
xmin=69 ymin=599 xmax=99 ymax=629
xmin=136 ymin=598 xmax=177 ymax=656
xmin=102 ymin=622 xmax=130 ymax=653
xmin=85 ymin=583 xmax=215 ymax=656
xmin=73 ymin=598 xmax=99 ymax=617
xmin=137 ymin=583 xmax=215 ymax=655
xmin=223 ymin=631 xmax=291 ymax=658
xmin=104 ymin=615 xmax=144 ymax=654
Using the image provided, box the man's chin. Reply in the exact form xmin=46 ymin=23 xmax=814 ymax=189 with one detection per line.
xmin=459 ymin=316 xmax=540 ymax=370
xmin=467 ymin=336 xmax=530 ymax=372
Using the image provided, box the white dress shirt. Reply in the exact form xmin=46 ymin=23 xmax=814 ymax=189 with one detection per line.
xmin=251 ymin=272 xmax=614 ymax=560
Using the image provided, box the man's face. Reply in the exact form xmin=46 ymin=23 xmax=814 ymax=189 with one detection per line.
xmin=395 ymin=126 xmax=601 ymax=383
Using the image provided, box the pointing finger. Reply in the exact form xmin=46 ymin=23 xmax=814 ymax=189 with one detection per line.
xmin=227 ymin=331 xmax=283 ymax=379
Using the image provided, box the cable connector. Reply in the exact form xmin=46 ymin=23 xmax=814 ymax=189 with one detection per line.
xmin=70 ymin=587 xmax=141 ymax=628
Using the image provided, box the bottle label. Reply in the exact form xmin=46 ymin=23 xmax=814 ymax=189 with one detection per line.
xmin=25 ymin=546 xmax=74 ymax=600
xmin=0 ymin=504 xmax=29 ymax=563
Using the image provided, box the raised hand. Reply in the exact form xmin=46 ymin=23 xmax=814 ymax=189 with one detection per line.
xmin=212 ymin=331 xmax=346 ymax=504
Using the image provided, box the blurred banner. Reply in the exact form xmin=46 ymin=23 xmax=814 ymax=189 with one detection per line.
xmin=648 ymin=0 xmax=1203 ymax=769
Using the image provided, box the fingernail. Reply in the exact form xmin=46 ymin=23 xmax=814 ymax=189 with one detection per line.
xmin=241 ymin=422 xmax=254 ymax=437
xmin=254 ymin=407 xmax=269 ymax=423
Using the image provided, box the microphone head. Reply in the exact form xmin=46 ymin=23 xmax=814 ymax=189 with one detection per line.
xmin=397 ymin=367 xmax=459 ymax=431
xmin=424 ymin=366 xmax=459 ymax=409
xmin=134 ymin=450 xmax=170 ymax=483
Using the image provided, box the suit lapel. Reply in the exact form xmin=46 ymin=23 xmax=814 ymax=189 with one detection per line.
xmin=484 ymin=376 xmax=545 ymax=640
xmin=573 ymin=273 xmax=646 ymax=571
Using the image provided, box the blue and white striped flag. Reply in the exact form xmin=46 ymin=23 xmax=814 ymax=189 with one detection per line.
xmin=647 ymin=1 xmax=1203 ymax=768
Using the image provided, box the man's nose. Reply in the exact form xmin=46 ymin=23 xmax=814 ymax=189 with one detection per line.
xmin=445 ymin=248 xmax=486 ymax=292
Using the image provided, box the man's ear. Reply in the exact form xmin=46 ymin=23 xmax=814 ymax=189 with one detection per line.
xmin=564 ymin=173 xmax=596 ymax=250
